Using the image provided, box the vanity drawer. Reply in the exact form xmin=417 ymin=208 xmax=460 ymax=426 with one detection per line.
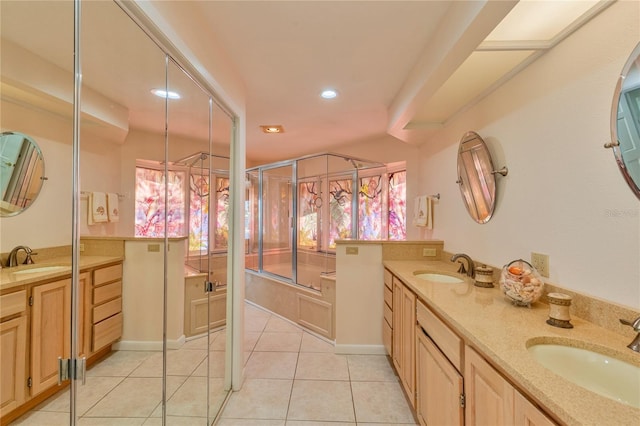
xmin=383 ymin=301 xmax=393 ymax=327
xmin=94 ymin=263 xmax=123 ymax=286
xmin=0 ymin=290 xmax=27 ymax=319
xmin=384 ymin=285 xmax=393 ymax=309
xmin=417 ymin=300 xmax=462 ymax=370
xmin=384 ymin=269 xmax=392 ymax=290
xmin=93 ymin=281 xmax=122 ymax=305
xmin=93 ymin=312 xmax=122 ymax=351
xmin=93 ymin=297 xmax=122 ymax=324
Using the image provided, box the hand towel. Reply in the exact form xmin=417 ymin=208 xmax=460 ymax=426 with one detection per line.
xmin=425 ymin=196 xmax=433 ymax=230
xmin=413 ymin=195 xmax=428 ymax=227
xmin=89 ymin=192 xmax=108 ymax=224
xmin=107 ymin=192 xmax=120 ymax=223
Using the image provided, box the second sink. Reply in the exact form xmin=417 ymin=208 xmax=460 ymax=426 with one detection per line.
xmin=528 ymin=341 xmax=640 ymax=408
xmin=413 ymin=271 xmax=464 ymax=283
xmin=12 ymin=265 xmax=69 ymax=275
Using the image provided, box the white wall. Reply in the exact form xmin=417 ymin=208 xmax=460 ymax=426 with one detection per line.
xmin=413 ymin=1 xmax=639 ymax=308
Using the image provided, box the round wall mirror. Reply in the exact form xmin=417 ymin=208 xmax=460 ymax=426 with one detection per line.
xmin=456 ymin=131 xmax=506 ymax=224
xmin=0 ymin=131 xmax=46 ymax=216
xmin=609 ymin=42 xmax=640 ymax=200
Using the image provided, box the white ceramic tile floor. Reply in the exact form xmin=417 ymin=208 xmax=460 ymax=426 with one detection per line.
xmin=219 ymin=303 xmax=418 ymax=425
xmin=9 ymin=302 xmax=417 ymax=425
xmin=10 ymin=328 xmax=228 ymax=426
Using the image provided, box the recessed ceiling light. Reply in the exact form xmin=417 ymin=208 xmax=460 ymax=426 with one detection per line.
xmin=260 ymin=125 xmax=284 ymax=134
xmin=151 ymin=88 xmax=181 ymax=99
xmin=321 ymin=89 xmax=338 ymax=99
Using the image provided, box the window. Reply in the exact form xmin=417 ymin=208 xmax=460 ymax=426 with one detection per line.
xmin=299 ymin=180 xmax=320 ymax=249
xmin=358 ymin=175 xmax=383 ymax=240
xmin=329 ymin=178 xmax=353 ymax=248
xmin=134 ymin=166 xmax=185 ymax=237
xmin=388 ymin=170 xmax=406 ymax=240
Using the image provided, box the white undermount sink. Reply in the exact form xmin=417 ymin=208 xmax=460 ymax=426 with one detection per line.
xmin=528 ymin=342 xmax=640 ymax=408
xmin=413 ymin=271 xmax=464 ymax=283
xmin=11 ymin=265 xmax=69 ymax=275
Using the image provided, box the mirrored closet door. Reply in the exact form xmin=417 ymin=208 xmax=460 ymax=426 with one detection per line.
xmin=1 ymin=1 xmax=233 ymax=424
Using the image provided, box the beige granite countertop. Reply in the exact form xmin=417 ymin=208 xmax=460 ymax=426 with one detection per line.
xmin=0 ymin=255 xmax=123 ymax=291
xmin=384 ymin=260 xmax=640 ymax=426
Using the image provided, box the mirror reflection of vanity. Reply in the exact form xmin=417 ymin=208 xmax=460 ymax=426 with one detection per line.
xmin=608 ymin=42 xmax=640 ymax=200
xmin=0 ymin=131 xmax=46 ymax=216
xmin=456 ymin=131 xmax=508 ymax=223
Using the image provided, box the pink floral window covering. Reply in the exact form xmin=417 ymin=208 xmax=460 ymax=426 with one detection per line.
xmin=299 ymin=180 xmax=320 ymax=248
xmin=135 ymin=167 xmax=185 ymax=238
xmin=329 ymin=178 xmax=352 ymax=248
xmin=215 ymin=177 xmax=230 ymax=249
xmin=188 ymin=174 xmax=229 ymax=252
xmin=188 ymin=173 xmax=209 ymax=252
xmin=358 ymin=175 xmax=383 ymax=240
xmin=388 ymin=170 xmax=406 ymax=240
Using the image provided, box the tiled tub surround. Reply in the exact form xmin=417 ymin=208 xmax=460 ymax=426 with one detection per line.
xmin=384 ymin=259 xmax=640 ymax=426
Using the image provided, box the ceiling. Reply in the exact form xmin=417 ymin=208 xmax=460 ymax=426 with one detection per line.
xmin=1 ymin=0 xmax=612 ymax=164
xmin=142 ymin=0 xmax=613 ymax=163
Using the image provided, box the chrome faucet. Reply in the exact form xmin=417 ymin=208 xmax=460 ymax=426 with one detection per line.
xmin=451 ymin=253 xmax=475 ymax=278
xmin=6 ymin=245 xmax=35 ymax=267
xmin=620 ymin=316 xmax=640 ymax=352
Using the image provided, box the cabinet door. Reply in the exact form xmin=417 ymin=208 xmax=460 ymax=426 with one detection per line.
xmin=416 ymin=328 xmax=463 ymax=426
xmin=464 ymin=345 xmax=514 ymax=426
xmin=31 ymin=279 xmax=71 ymax=396
xmin=400 ymin=284 xmax=416 ymax=405
xmin=0 ymin=315 xmax=27 ymax=415
xmin=514 ymin=391 xmax=557 ymax=426
xmin=78 ymin=272 xmax=91 ymax=358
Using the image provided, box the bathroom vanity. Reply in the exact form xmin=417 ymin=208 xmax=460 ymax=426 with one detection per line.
xmin=383 ymin=260 xmax=640 ymax=426
xmin=0 ymin=257 xmax=123 ymax=422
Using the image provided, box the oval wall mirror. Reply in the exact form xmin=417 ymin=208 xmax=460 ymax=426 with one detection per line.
xmin=0 ymin=131 xmax=46 ymax=216
xmin=609 ymin=42 xmax=640 ymax=200
xmin=456 ymin=131 xmax=507 ymax=224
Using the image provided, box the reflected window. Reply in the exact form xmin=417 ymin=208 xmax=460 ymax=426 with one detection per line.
xmin=134 ymin=166 xmax=185 ymax=237
xmin=188 ymin=172 xmax=209 ymax=252
xmin=215 ymin=176 xmax=230 ymax=249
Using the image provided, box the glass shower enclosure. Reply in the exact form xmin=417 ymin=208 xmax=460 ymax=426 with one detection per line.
xmin=246 ymin=153 xmax=385 ymax=289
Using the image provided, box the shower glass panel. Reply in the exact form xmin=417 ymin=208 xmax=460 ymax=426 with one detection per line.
xmin=260 ymin=164 xmax=294 ymax=281
xmin=246 ymin=153 xmax=384 ymax=289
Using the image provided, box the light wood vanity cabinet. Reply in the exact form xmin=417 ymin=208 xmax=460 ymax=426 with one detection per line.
xmin=91 ymin=263 xmax=123 ymax=353
xmin=383 ymin=268 xmax=556 ymax=426
xmin=391 ymin=275 xmax=416 ymax=407
xmin=382 ymin=269 xmax=392 ymax=355
xmin=30 ymin=278 xmax=71 ymax=396
xmin=416 ymin=299 xmax=464 ymax=426
xmin=465 ymin=345 xmax=555 ymax=426
xmin=0 ymin=261 xmax=123 ymax=423
xmin=0 ymin=290 xmax=28 ymax=416
xmin=184 ymin=277 xmax=226 ymax=337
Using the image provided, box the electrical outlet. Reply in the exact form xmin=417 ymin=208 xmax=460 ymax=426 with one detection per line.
xmin=79 ymin=243 xmax=85 ymax=252
xmin=422 ymin=248 xmax=436 ymax=257
xmin=531 ymin=252 xmax=549 ymax=277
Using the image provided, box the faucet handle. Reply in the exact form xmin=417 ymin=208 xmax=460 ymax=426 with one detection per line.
xmin=620 ymin=317 xmax=640 ymax=332
xmin=23 ymin=252 xmax=36 ymax=265
xmin=456 ymin=262 xmax=467 ymax=275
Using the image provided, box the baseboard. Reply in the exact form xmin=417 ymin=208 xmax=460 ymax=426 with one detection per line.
xmin=113 ymin=335 xmax=186 ymax=351
xmin=334 ymin=344 xmax=386 ymax=355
